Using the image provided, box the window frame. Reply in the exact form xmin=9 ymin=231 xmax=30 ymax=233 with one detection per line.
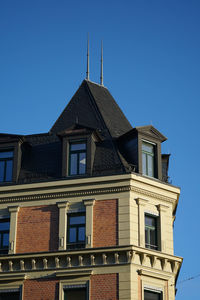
xmin=145 ymin=214 xmax=158 ymax=251
xmin=67 ymin=212 xmax=86 ymax=249
xmin=63 ymin=285 xmax=87 ymax=300
xmin=0 ymin=150 xmax=14 ymax=183
xmin=0 ymin=217 xmax=10 ymax=254
xmin=144 ymin=289 xmax=162 ymax=300
xmin=59 ymin=280 xmax=90 ymax=300
xmin=142 ymin=141 xmax=155 ymax=178
xmin=68 ymin=141 xmax=87 ymax=176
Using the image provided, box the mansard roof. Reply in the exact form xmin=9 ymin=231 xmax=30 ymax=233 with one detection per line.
xmin=0 ymin=80 xmax=168 ymax=184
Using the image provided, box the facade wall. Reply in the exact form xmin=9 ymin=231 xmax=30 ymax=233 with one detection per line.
xmin=23 ymin=278 xmax=59 ymax=300
xmin=91 ymin=273 xmax=118 ymax=300
xmin=93 ymin=199 xmax=118 ymax=247
xmin=16 ymin=205 xmax=59 ymax=253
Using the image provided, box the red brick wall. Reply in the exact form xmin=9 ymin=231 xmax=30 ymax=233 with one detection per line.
xmin=93 ymin=199 xmax=118 ymax=247
xmin=16 ymin=205 xmax=59 ymax=253
xmin=91 ymin=274 xmax=118 ymax=300
xmin=23 ymin=278 xmax=59 ymax=300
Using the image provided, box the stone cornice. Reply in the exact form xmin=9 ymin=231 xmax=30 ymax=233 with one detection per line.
xmin=131 ymin=187 xmax=175 ymax=204
xmin=0 ymin=185 xmax=176 ymax=205
xmin=0 ymin=245 xmax=182 ymax=280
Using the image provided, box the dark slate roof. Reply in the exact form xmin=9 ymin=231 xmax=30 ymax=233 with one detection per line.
xmin=0 ymin=79 xmax=169 ymax=184
xmin=50 ymin=80 xmax=132 ymax=138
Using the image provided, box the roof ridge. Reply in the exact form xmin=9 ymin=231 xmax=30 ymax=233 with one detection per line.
xmin=84 ymin=79 xmax=108 ymax=90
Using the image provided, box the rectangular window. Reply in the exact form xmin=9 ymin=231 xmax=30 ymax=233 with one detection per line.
xmin=142 ymin=142 xmax=155 ymax=177
xmin=144 ymin=290 xmax=162 ymax=300
xmin=69 ymin=142 xmax=86 ymax=176
xmin=0 ymin=151 xmax=13 ymax=183
xmin=64 ymin=288 xmax=86 ymax=300
xmin=145 ymin=214 xmax=158 ymax=250
xmin=0 ymin=218 xmax=10 ymax=254
xmin=67 ymin=213 xmax=85 ymax=249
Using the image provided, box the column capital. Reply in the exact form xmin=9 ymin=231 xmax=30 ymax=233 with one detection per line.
xmin=57 ymin=201 xmax=69 ymax=209
xmin=83 ymin=199 xmax=95 ymax=206
xmin=157 ymin=204 xmax=169 ymax=212
xmin=8 ymin=206 xmax=19 ymax=213
xmin=135 ymin=198 xmax=148 ymax=206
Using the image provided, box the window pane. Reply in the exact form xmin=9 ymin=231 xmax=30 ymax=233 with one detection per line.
xmin=2 ymin=233 xmax=9 ymax=247
xmin=70 ymin=154 xmax=77 ymax=175
xmin=142 ymin=153 xmax=147 ymax=175
xmin=79 ymin=153 xmax=86 ymax=174
xmin=0 ymin=221 xmax=10 ymax=231
xmin=147 ymin=155 xmax=154 ymax=177
xmin=150 ymin=229 xmax=156 ymax=247
xmin=69 ymin=228 xmax=76 ymax=243
xmin=144 ymin=290 xmax=161 ymax=300
xmin=0 ymin=151 xmax=13 ymax=159
xmin=5 ymin=160 xmax=13 ymax=182
xmin=78 ymin=227 xmax=85 ymax=241
xmin=70 ymin=143 xmax=86 ymax=151
xmin=145 ymin=228 xmax=149 ymax=246
xmin=69 ymin=216 xmax=85 ymax=225
xmin=64 ymin=288 xmax=86 ymax=300
xmin=145 ymin=216 xmax=156 ymax=227
xmin=0 ymin=292 xmax=20 ymax=300
xmin=0 ymin=161 xmax=5 ymax=182
xmin=142 ymin=143 xmax=154 ymax=154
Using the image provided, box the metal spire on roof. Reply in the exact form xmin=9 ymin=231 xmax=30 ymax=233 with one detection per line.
xmin=100 ymin=40 xmax=103 ymax=86
xmin=86 ymin=34 xmax=90 ymax=80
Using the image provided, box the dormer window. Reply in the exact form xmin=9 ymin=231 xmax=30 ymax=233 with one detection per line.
xmin=0 ymin=151 xmax=13 ymax=182
xmin=69 ymin=141 xmax=86 ymax=176
xmin=142 ymin=141 xmax=155 ymax=177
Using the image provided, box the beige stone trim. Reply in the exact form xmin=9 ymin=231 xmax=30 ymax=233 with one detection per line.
xmin=56 ymin=269 xmax=93 ymax=277
xmin=57 ymin=201 xmax=69 ymax=250
xmin=59 ymin=275 xmax=90 ymax=300
xmin=0 ymin=273 xmax=26 ymax=281
xmin=157 ymin=204 xmax=169 ymax=252
xmin=83 ymin=199 xmax=95 ymax=248
xmin=8 ymin=206 xmax=19 ymax=254
xmin=136 ymin=198 xmax=148 ymax=247
xmin=138 ymin=269 xmax=171 ymax=280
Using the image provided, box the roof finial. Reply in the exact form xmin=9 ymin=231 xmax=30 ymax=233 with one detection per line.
xmin=86 ymin=34 xmax=90 ymax=80
xmin=100 ymin=40 xmax=103 ymax=86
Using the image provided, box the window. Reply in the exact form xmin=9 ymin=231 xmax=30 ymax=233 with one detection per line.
xmin=67 ymin=213 xmax=85 ymax=249
xmin=64 ymin=287 xmax=86 ymax=300
xmin=0 ymin=218 xmax=10 ymax=254
xmin=142 ymin=142 xmax=155 ymax=177
xmin=145 ymin=214 xmax=158 ymax=250
xmin=69 ymin=142 xmax=86 ymax=176
xmin=0 ymin=291 xmax=20 ymax=300
xmin=144 ymin=290 xmax=162 ymax=300
xmin=0 ymin=151 xmax=13 ymax=183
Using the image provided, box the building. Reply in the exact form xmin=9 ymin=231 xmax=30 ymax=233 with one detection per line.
xmin=0 ymin=78 xmax=182 ymax=300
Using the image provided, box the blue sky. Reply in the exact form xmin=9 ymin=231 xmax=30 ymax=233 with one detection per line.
xmin=0 ymin=1 xmax=200 ymax=298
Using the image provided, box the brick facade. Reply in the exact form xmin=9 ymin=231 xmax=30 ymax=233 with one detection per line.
xmin=16 ymin=205 xmax=59 ymax=253
xmin=93 ymin=199 xmax=118 ymax=247
xmin=91 ymin=274 xmax=119 ymax=300
xmin=23 ymin=278 xmax=59 ymax=300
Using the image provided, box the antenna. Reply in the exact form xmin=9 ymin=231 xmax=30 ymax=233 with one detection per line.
xmin=100 ymin=40 xmax=103 ymax=85
xmin=86 ymin=34 xmax=89 ymax=80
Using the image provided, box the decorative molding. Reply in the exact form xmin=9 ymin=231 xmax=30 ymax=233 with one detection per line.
xmin=131 ymin=186 xmax=175 ymax=203
xmin=0 ymin=273 xmax=26 ymax=281
xmin=0 ymin=184 xmax=175 ymax=204
xmin=56 ymin=270 xmax=93 ymax=278
xmin=0 ymin=186 xmax=131 ymax=204
xmin=0 ymin=246 xmax=182 ymax=278
xmin=138 ymin=269 xmax=171 ymax=280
